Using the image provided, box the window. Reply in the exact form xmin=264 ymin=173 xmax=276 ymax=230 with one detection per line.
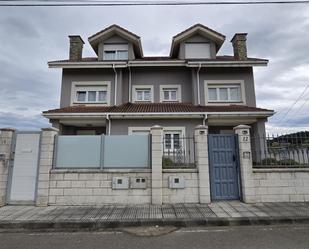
xmin=185 ymin=43 xmax=211 ymax=59
xmin=72 ymin=82 xmax=111 ymax=105
xmin=132 ymin=85 xmax=153 ymax=103
xmin=163 ymin=89 xmax=177 ymax=101
xmin=160 ymin=85 xmax=181 ymax=102
xmin=207 ymin=84 xmax=242 ymax=102
xmin=76 ymin=89 xmax=107 ymax=103
xmin=103 ymin=44 xmax=129 ymax=60
xmin=136 ymin=89 xmax=151 ymax=101
xmin=164 ymin=132 xmax=182 ymax=151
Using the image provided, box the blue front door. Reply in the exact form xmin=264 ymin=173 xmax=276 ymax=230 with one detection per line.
xmin=208 ymin=134 xmax=240 ymax=200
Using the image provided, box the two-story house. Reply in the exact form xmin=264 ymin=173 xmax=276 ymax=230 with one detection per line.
xmin=43 ymin=24 xmax=274 ymax=146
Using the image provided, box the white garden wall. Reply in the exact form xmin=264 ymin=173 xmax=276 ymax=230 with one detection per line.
xmin=162 ymin=170 xmax=199 ymax=203
xmin=254 ymin=168 xmax=309 ymax=202
xmin=48 ymin=170 xmax=151 ymax=205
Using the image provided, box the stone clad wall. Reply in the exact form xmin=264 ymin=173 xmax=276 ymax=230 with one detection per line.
xmin=162 ymin=171 xmax=199 ymax=203
xmin=48 ymin=170 xmax=200 ymax=205
xmin=254 ymin=169 xmax=309 ymax=202
xmin=48 ymin=171 xmax=151 ymax=205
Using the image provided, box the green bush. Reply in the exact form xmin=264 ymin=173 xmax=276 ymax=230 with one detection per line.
xmin=162 ymin=157 xmax=173 ymax=168
xmin=261 ymin=158 xmax=278 ymax=165
xmin=278 ymin=159 xmax=299 ymax=165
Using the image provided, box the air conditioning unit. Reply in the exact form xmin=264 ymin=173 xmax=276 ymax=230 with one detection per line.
xmin=169 ymin=176 xmax=185 ymax=189
xmin=112 ymin=177 xmax=129 ymax=189
xmin=130 ymin=177 xmax=147 ymax=189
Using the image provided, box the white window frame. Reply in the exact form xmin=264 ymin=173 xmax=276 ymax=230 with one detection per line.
xmin=132 ymin=85 xmax=154 ymax=103
xmin=204 ymin=80 xmax=246 ymax=105
xmin=103 ymin=43 xmax=129 ymax=60
xmin=71 ymin=81 xmax=111 ymax=106
xmin=159 ymin=85 xmax=182 ymax=102
xmin=128 ymin=127 xmax=186 ymax=152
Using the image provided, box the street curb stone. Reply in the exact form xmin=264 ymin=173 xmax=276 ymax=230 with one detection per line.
xmin=1 ymin=217 xmax=309 ymax=232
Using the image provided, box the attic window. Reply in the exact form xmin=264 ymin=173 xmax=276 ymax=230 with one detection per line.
xmin=185 ymin=43 xmax=211 ymax=59
xmin=103 ymin=44 xmax=128 ymax=60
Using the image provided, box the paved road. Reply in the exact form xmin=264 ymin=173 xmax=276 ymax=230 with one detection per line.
xmin=1 ymin=225 xmax=309 ymax=249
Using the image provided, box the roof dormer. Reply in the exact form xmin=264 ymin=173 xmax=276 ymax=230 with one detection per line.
xmin=170 ymin=24 xmax=226 ymax=60
xmin=88 ymin=24 xmax=143 ymax=61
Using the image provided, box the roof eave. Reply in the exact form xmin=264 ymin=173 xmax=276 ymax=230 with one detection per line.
xmin=43 ymin=111 xmax=274 ymax=119
xmin=48 ymin=59 xmax=268 ymax=68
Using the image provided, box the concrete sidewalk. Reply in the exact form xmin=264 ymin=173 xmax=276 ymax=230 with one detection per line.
xmin=1 ymin=202 xmax=309 ymax=231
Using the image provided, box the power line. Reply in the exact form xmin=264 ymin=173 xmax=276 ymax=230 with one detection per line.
xmin=286 ymin=93 xmax=309 ymax=124
xmin=276 ymin=84 xmax=309 ymax=124
xmin=1 ymin=0 xmax=309 ymax=7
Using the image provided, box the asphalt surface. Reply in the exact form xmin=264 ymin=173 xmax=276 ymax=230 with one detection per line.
xmin=1 ymin=225 xmax=309 ymax=249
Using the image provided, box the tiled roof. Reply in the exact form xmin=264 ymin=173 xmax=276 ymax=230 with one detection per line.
xmin=88 ymin=24 xmax=140 ymax=40
xmin=172 ymin=23 xmax=226 ymax=39
xmin=43 ymin=103 xmax=273 ymax=114
xmin=48 ymin=55 xmax=268 ymax=63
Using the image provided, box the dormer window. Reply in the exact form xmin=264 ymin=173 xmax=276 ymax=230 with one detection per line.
xmin=103 ymin=44 xmax=128 ymax=60
xmin=185 ymin=42 xmax=211 ymax=59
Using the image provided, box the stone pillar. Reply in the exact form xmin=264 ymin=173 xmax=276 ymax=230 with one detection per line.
xmin=234 ymin=125 xmax=256 ymax=203
xmin=150 ymin=125 xmax=163 ymax=205
xmin=195 ymin=125 xmax=211 ymax=203
xmin=36 ymin=127 xmax=58 ymax=207
xmin=0 ymin=128 xmax=15 ymax=206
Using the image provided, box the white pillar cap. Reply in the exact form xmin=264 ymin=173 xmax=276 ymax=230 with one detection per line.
xmin=195 ymin=125 xmax=208 ymax=130
xmin=41 ymin=127 xmax=59 ymax=132
xmin=233 ymin=124 xmax=251 ymax=130
xmin=150 ymin=125 xmax=163 ymax=130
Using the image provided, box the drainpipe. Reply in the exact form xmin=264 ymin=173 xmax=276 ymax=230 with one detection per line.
xmin=197 ymin=63 xmax=202 ymax=105
xmin=203 ymin=113 xmax=207 ymax=126
xmin=112 ymin=64 xmax=117 ymax=106
xmin=106 ymin=114 xmax=111 ymax=135
xmin=128 ymin=63 xmax=132 ymax=102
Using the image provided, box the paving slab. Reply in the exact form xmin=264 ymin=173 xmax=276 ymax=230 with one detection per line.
xmin=0 ymin=202 xmax=309 ymax=231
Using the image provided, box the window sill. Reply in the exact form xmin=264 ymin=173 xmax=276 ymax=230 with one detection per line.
xmin=133 ymin=101 xmax=153 ymax=103
xmin=206 ymin=101 xmax=245 ymax=105
xmin=161 ymin=100 xmax=180 ymax=103
xmin=73 ymin=102 xmax=108 ymax=105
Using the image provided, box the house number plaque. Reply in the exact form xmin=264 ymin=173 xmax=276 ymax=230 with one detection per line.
xmin=242 ymin=136 xmax=249 ymax=142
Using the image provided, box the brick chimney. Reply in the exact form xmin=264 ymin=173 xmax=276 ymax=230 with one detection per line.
xmin=69 ymin=35 xmax=84 ymax=61
xmin=231 ymin=33 xmax=247 ymax=60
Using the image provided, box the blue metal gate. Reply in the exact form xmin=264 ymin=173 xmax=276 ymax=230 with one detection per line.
xmin=208 ymin=134 xmax=240 ymax=200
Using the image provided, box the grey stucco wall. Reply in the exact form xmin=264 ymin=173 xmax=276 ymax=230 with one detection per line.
xmin=60 ymin=69 xmax=116 ymax=108
xmin=60 ymin=66 xmax=256 ymax=108
xmin=198 ymin=67 xmax=256 ymax=107
xmin=109 ymin=119 xmax=203 ymax=136
xmin=128 ymin=67 xmax=192 ymax=103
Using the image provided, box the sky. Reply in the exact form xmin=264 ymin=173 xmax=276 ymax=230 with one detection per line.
xmin=0 ymin=1 xmax=309 ymax=134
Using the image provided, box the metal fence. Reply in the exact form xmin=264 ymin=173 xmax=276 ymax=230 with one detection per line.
xmin=251 ymin=134 xmax=309 ymax=168
xmin=162 ymin=136 xmax=196 ymax=168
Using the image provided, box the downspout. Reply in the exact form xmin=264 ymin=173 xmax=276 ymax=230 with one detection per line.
xmin=197 ymin=63 xmax=201 ymax=105
xmin=106 ymin=114 xmax=111 ymax=135
xmin=128 ymin=63 xmax=132 ymax=102
xmin=203 ymin=113 xmax=207 ymax=126
xmin=112 ymin=64 xmax=117 ymax=106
